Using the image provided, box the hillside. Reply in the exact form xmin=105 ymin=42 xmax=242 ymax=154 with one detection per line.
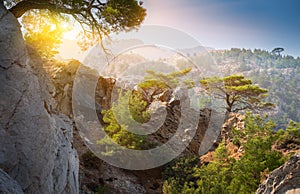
xmin=187 ymin=48 xmax=300 ymax=129
xmin=104 ymin=47 xmax=300 ymax=129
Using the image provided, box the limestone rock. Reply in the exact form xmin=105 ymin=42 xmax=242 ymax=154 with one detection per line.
xmin=73 ymin=130 xmax=147 ymax=194
xmin=0 ymin=169 xmax=23 ymax=194
xmin=0 ymin=3 xmax=79 ymax=193
xmin=42 ymin=50 xmax=215 ymax=192
xmin=256 ymin=152 xmax=300 ymax=194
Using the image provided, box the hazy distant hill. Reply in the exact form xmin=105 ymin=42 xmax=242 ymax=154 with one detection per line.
xmin=179 ymin=46 xmax=215 ymax=57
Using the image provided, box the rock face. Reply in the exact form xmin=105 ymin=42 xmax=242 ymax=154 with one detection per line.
xmin=0 ymin=169 xmax=24 ymax=194
xmin=44 ymin=56 xmax=213 ymax=192
xmin=0 ymin=3 xmax=79 ymax=194
xmin=73 ymin=133 xmax=148 ymax=194
xmin=256 ymin=152 xmax=300 ymax=194
xmin=45 ymin=61 xmax=158 ymax=193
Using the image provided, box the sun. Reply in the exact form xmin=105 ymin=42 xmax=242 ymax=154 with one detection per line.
xmin=62 ymin=22 xmax=80 ymax=40
xmin=58 ymin=22 xmax=84 ymax=60
xmin=63 ymin=29 xmax=79 ymax=40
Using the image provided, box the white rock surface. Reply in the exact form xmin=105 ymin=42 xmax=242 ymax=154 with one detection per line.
xmin=0 ymin=2 xmax=79 ymax=193
xmin=0 ymin=169 xmax=23 ymax=194
xmin=256 ymin=152 xmax=300 ymax=194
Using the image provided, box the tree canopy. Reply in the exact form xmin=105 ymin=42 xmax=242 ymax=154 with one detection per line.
xmin=21 ymin=10 xmax=70 ymax=58
xmin=3 ymin=0 xmax=146 ymax=52
xmin=138 ymin=68 xmax=193 ymax=104
xmin=200 ymin=75 xmax=274 ymax=113
xmin=5 ymin=0 xmax=146 ymax=34
xmin=98 ymin=90 xmax=152 ymax=151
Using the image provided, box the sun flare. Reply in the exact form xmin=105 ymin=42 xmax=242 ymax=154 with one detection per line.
xmin=60 ymin=21 xmax=79 ymax=40
xmin=63 ymin=29 xmax=79 ymax=40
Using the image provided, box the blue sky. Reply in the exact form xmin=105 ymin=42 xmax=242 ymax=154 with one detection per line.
xmin=142 ymin=0 xmax=300 ymax=56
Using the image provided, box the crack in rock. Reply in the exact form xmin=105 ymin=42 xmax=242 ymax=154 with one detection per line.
xmin=4 ymin=89 xmax=26 ymax=131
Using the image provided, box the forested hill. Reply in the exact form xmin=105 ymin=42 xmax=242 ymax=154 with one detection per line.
xmin=191 ymin=48 xmax=300 ymax=129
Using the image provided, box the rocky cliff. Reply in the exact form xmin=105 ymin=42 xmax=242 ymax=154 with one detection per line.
xmin=0 ymin=2 xmax=299 ymax=193
xmin=43 ymin=58 xmax=213 ymax=193
xmin=256 ymin=151 xmax=300 ymax=194
xmin=0 ymin=3 xmax=79 ymax=193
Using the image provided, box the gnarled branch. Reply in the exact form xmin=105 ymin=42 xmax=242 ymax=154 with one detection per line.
xmin=9 ymin=0 xmax=73 ymax=18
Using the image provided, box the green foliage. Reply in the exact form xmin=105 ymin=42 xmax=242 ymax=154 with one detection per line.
xmin=200 ymin=75 xmax=273 ymax=113
xmin=193 ymin=141 xmax=235 ymax=194
xmin=97 ymin=184 xmax=112 ymax=194
xmin=285 ymin=120 xmax=300 ymax=138
xmin=5 ymin=0 xmax=146 ymax=50
xmin=22 ymin=10 xmax=70 ymax=59
xmin=140 ymin=68 xmax=192 ymax=89
xmin=231 ymin=113 xmax=276 ymax=146
xmin=138 ymin=68 xmax=192 ymax=103
xmin=163 ymin=113 xmax=286 ymax=194
xmin=98 ymin=90 xmax=151 ymax=150
xmin=103 ymin=0 xmax=146 ymax=31
xmin=129 ymin=91 xmax=151 ymax=124
xmin=163 ymin=156 xmax=199 ymax=194
xmin=276 ymin=120 xmax=300 ymax=151
xmin=271 ymin=47 xmax=284 ymax=56
xmin=97 ymin=68 xmax=194 ymax=155
xmin=201 ymin=48 xmax=300 ymax=128
xmin=228 ymin=114 xmax=285 ymax=193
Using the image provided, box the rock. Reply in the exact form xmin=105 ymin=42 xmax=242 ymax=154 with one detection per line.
xmin=145 ymin=99 xmax=211 ymax=155
xmin=0 ymin=3 xmax=79 ymax=193
xmin=96 ymin=76 xmax=116 ymax=110
xmin=44 ymin=59 xmax=81 ymax=117
xmin=41 ymin=48 xmax=214 ymax=192
xmin=73 ymin=129 xmax=147 ymax=194
xmin=200 ymin=113 xmax=245 ymax=163
xmin=0 ymin=169 xmax=23 ymax=194
xmin=43 ymin=60 xmax=148 ymax=193
xmin=256 ymin=152 xmax=300 ymax=194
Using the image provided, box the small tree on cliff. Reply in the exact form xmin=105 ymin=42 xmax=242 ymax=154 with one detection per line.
xmin=138 ymin=68 xmax=193 ymax=105
xmin=200 ymin=75 xmax=274 ymax=114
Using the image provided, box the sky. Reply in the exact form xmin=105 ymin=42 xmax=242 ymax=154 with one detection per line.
xmin=59 ymin=0 xmax=300 ymax=59
xmin=141 ymin=0 xmax=300 ymax=57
